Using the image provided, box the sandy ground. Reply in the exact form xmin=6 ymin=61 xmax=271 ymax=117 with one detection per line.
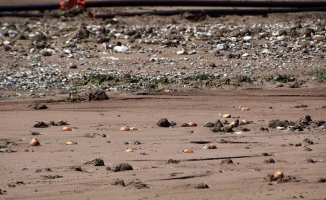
xmin=1 ymin=1 xmax=326 ymax=199
xmin=1 ymin=88 xmax=326 ymax=200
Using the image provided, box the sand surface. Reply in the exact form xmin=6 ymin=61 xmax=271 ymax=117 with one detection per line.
xmin=1 ymin=1 xmax=326 ymax=199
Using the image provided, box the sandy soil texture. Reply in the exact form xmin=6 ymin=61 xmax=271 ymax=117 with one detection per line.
xmin=0 ymin=2 xmax=326 ymax=199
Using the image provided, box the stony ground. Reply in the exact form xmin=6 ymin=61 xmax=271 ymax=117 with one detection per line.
xmin=0 ymin=2 xmax=326 ymax=200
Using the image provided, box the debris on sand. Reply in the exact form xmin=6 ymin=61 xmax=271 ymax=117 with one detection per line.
xmin=111 ymin=179 xmax=125 ymax=186
xmin=49 ymin=120 xmax=69 ymax=126
xmin=33 ymin=121 xmax=49 ymax=128
xmin=0 ymin=188 xmax=7 ymax=195
xmin=317 ymin=178 xmax=326 ymax=183
xmin=263 ymin=158 xmax=275 ymax=164
xmin=86 ymin=89 xmax=109 ymax=101
xmin=107 ymin=163 xmax=133 ymax=172
xmin=221 ymin=158 xmax=233 ymax=164
xmin=167 ymin=159 xmax=180 ymax=164
xmin=41 ymin=175 xmax=63 ymax=179
xmin=83 ymin=158 xmax=105 ymax=166
xmin=127 ymin=180 xmax=149 ymax=189
xmin=28 ymin=103 xmax=48 ymax=110
xmin=195 ymin=183 xmax=209 ymax=189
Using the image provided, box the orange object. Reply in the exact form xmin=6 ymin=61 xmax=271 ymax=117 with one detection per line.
xmin=188 ymin=122 xmax=197 ymax=127
xmin=120 ymin=126 xmax=130 ymax=131
xmin=273 ymin=171 xmax=284 ymax=180
xmin=62 ymin=126 xmax=72 ymax=131
xmin=182 ymin=149 xmax=194 ymax=153
xmin=125 ymin=148 xmax=134 ymax=152
xmin=30 ymin=138 xmax=40 ymax=146
xmin=209 ymin=144 xmax=217 ymax=149
xmin=242 ymin=119 xmax=250 ymax=124
xmin=223 ymin=113 xmax=231 ymax=118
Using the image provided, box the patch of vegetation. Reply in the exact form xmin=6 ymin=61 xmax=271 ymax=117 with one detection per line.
xmin=233 ymin=75 xmax=252 ymax=83
xmin=180 ymin=73 xmax=212 ymax=83
xmin=314 ymin=70 xmax=326 ymax=81
xmin=266 ymin=74 xmax=295 ymax=83
xmin=77 ymin=74 xmax=114 ymax=85
xmin=152 ymin=77 xmax=168 ymax=84
xmin=194 ymin=73 xmax=211 ymax=81
xmin=124 ymin=72 xmax=139 ymax=83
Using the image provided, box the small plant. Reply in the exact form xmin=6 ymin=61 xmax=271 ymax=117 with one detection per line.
xmin=124 ymin=72 xmax=139 ymax=83
xmin=266 ymin=74 xmax=295 ymax=83
xmin=314 ymin=70 xmax=326 ymax=81
xmin=77 ymin=74 xmax=114 ymax=85
xmin=194 ymin=73 xmax=210 ymax=81
xmin=233 ymin=75 xmax=252 ymax=83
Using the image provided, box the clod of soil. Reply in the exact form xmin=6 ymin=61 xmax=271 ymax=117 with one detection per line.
xmin=167 ymin=159 xmax=180 ymax=164
xmin=30 ymin=131 xmax=41 ymax=135
xmin=111 ymin=179 xmax=125 ymax=186
xmin=41 ymin=175 xmax=63 ymax=179
xmin=180 ymin=123 xmax=190 ymax=127
xmin=277 ymin=176 xmax=300 ymax=183
xmin=0 ymin=188 xmax=7 ymax=195
xmin=29 ymin=103 xmax=48 ymax=110
xmin=49 ymin=120 xmax=69 ymax=126
xmin=83 ymin=158 xmax=105 ymax=166
xmin=128 ymin=181 xmax=149 ymax=189
xmin=87 ymin=89 xmax=109 ymax=101
xmin=317 ymin=178 xmax=326 ymax=183
xmin=306 ymin=158 xmax=317 ymax=163
xmin=33 ymin=121 xmax=49 ymax=128
xmin=268 ymin=119 xmax=295 ymax=129
xmin=203 ymin=122 xmax=215 ymax=127
xmin=264 ymin=158 xmax=275 ymax=163
xmin=221 ymin=158 xmax=233 ymax=164
xmin=108 ymin=163 xmax=133 ymax=172
xmin=294 ymin=104 xmax=308 ymax=108
xmin=303 ymin=138 xmax=314 ymax=145
xmin=195 ymin=183 xmax=209 ymax=189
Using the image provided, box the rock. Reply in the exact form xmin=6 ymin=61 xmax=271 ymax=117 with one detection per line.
xmin=157 ymin=118 xmax=173 ymax=127
xmin=216 ymin=43 xmax=228 ymax=50
xmin=113 ymin=45 xmax=129 ymax=53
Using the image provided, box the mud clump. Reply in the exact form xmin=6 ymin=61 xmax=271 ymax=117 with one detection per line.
xmin=29 ymin=103 xmax=48 ymax=110
xmin=264 ymin=174 xmax=299 ymax=183
xmin=83 ymin=158 xmax=105 ymax=166
xmin=49 ymin=120 xmax=69 ymax=126
xmin=111 ymin=179 xmax=125 ymax=186
xmin=221 ymin=158 xmax=233 ymax=164
xmin=107 ymin=163 xmax=133 ymax=172
xmin=195 ymin=183 xmax=209 ymax=189
xmin=263 ymin=158 xmax=275 ymax=163
xmin=33 ymin=121 xmax=49 ymax=128
xmin=167 ymin=159 xmax=180 ymax=164
xmin=128 ymin=181 xmax=149 ymax=189
xmin=268 ymin=119 xmax=295 ymax=129
xmin=87 ymin=89 xmax=109 ymax=101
